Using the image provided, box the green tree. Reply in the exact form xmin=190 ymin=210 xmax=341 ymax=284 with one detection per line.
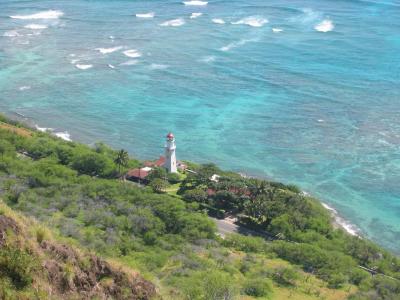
xmin=114 ymin=149 xmax=129 ymax=176
xmin=183 ymin=188 xmax=207 ymax=203
xmin=167 ymin=172 xmax=181 ymax=184
xmin=71 ymin=152 xmax=114 ymax=177
xmin=149 ymin=178 xmax=168 ymax=193
xmin=147 ymin=167 xmax=167 ymax=182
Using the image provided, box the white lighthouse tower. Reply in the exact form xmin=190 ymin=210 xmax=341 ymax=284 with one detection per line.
xmin=165 ymin=132 xmax=177 ymax=173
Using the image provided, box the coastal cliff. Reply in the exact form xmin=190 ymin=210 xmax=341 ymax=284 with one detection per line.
xmin=0 ymin=115 xmax=399 ymax=299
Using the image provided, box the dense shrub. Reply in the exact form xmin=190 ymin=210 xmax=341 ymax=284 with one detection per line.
xmin=149 ymin=178 xmax=168 ymax=193
xmin=71 ymin=152 xmax=115 ymax=177
xmin=167 ymin=172 xmax=181 ymax=184
xmin=272 ymin=241 xmax=357 ymax=285
xmin=183 ymin=188 xmax=207 ymax=203
xmin=0 ymin=140 xmax=15 ymax=158
xmin=272 ymin=266 xmax=299 ymax=286
xmin=222 ymin=234 xmax=267 ymax=253
xmin=243 ymin=278 xmax=273 ymax=297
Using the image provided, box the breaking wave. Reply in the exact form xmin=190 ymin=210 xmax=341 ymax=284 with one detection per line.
xmin=95 ymin=46 xmax=123 ymax=54
xmin=272 ymin=28 xmax=283 ymax=32
xmin=183 ymin=1 xmax=208 ymax=6
xmin=160 ymin=18 xmax=185 ymax=27
xmin=35 ymin=125 xmax=53 ymax=132
xmin=149 ymin=63 xmax=169 ymax=70
xmin=3 ymin=30 xmax=21 ymax=37
xmin=123 ymin=49 xmax=142 ymax=58
xmin=190 ymin=13 xmax=203 ymax=19
xmin=314 ymin=19 xmax=334 ymax=32
xmin=10 ymin=10 xmax=64 ymax=20
xmin=75 ymin=64 xmax=93 ymax=70
xmin=212 ymin=18 xmax=225 ymax=24
xmin=231 ymin=16 xmax=268 ymax=27
xmin=24 ymin=24 xmax=48 ymax=30
xmin=136 ymin=12 xmax=155 ymax=18
xmin=19 ymin=86 xmax=31 ymax=91
xmin=120 ymin=60 xmax=139 ymax=66
xmin=321 ymin=203 xmax=359 ymax=236
xmin=220 ymin=38 xmax=257 ymax=51
xmin=55 ymin=131 xmax=72 ymax=141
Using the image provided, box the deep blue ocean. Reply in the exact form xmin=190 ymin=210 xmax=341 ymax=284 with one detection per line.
xmin=0 ymin=0 xmax=399 ymax=253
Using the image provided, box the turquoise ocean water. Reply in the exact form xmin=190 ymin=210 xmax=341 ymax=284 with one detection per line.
xmin=0 ymin=0 xmax=399 ymax=252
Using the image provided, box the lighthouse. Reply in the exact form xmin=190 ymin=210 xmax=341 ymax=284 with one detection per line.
xmin=165 ymin=132 xmax=177 ymax=173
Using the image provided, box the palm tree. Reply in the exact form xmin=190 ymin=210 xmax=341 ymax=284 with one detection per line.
xmin=114 ymin=149 xmax=129 ymax=176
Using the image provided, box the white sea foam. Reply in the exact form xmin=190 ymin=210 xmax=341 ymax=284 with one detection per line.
xmin=3 ymin=30 xmax=21 ymax=37
xmin=231 ymin=16 xmax=268 ymax=27
xmin=315 ymin=19 xmax=334 ymax=32
xmin=220 ymin=38 xmax=256 ymax=52
xmin=10 ymin=10 xmax=63 ymax=20
xmin=190 ymin=13 xmax=203 ymax=19
xmin=120 ymin=60 xmax=139 ymax=66
xmin=136 ymin=12 xmax=155 ymax=18
xmin=35 ymin=125 xmax=53 ymax=132
xmin=109 ymin=35 xmax=115 ymax=40
xmin=19 ymin=86 xmax=31 ymax=91
xmin=26 ymin=31 xmax=42 ymax=36
xmin=55 ymin=131 xmax=71 ymax=141
xmin=183 ymin=1 xmax=208 ymax=6
xmin=272 ymin=28 xmax=283 ymax=33
xmin=75 ymin=64 xmax=93 ymax=70
xmin=201 ymin=55 xmax=216 ymax=63
xmin=160 ymin=18 xmax=185 ymax=27
xmin=212 ymin=18 xmax=225 ymax=24
xmin=70 ymin=59 xmax=80 ymax=64
xmin=24 ymin=24 xmax=48 ymax=30
xmin=123 ymin=49 xmax=142 ymax=58
xmin=95 ymin=46 xmax=123 ymax=54
xmin=108 ymin=64 xmax=116 ymax=69
xmin=321 ymin=203 xmax=359 ymax=236
xmin=149 ymin=63 xmax=168 ymax=70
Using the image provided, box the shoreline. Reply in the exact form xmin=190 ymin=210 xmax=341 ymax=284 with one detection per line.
xmin=321 ymin=202 xmax=359 ymax=236
xmin=5 ymin=112 xmax=362 ymax=238
xmin=240 ymin=172 xmax=361 ymax=237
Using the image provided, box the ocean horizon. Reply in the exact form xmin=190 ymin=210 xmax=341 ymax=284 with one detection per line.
xmin=1 ymin=0 xmax=399 ymax=253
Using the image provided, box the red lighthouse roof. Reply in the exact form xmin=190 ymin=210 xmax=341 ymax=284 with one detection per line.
xmin=166 ymin=132 xmax=174 ymax=139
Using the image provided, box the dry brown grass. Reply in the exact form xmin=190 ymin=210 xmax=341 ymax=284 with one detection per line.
xmin=0 ymin=121 xmax=32 ymax=137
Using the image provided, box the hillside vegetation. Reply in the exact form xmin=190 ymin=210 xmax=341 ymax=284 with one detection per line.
xmin=0 ymin=115 xmax=399 ymax=299
xmin=0 ymin=201 xmax=155 ymax=299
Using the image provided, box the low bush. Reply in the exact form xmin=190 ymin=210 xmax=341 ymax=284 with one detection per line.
xmin=243 ymin=278 xmax=273 ymax=297
xmin=272 ymin=266 xmax=299 ymax=286
xmin=0 ymin=245 xmax=37 ymax=289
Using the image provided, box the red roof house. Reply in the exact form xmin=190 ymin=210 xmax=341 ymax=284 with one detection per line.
xmin=126 ymin=168 xmax=150 ymax=183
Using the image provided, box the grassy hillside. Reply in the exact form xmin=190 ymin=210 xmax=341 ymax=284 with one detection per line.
xmin=0 ymin=115 xmax=399 ymax=299
xmin=0 ymin=201 xmax=156 ymax=300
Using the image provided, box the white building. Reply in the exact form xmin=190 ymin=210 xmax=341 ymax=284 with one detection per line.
xmin=165 ymin=132 xmax=177 ymax=173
